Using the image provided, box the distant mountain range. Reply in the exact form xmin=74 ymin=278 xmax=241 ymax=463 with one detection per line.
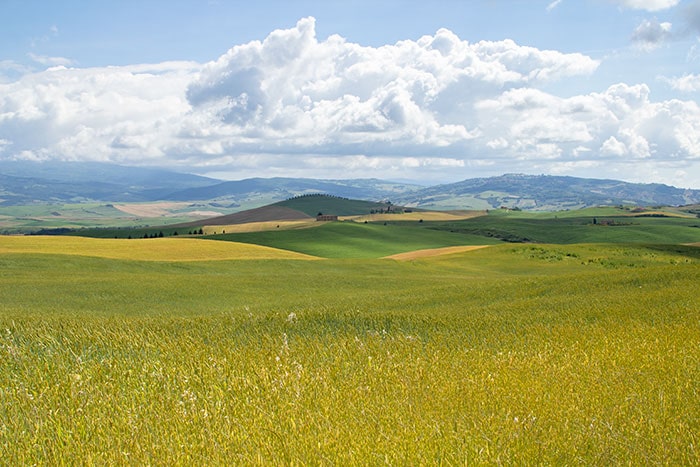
xmin=1 ymin=161 xmax=699 ymax=211
xmin=395 ymin=173 xmax=700 ymax=211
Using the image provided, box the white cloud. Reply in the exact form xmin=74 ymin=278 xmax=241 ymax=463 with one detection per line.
xmin=0 ymin=61 xmax=199 ymax=162
xmin=181 ymin=17 xmax=597 ymax=159
xmin=546 ymin=0 xmax=563 ymax=12
xmin=0 ymin=17 xmax=698 ymax=186
xmin=613 ymin=0 xmax=680 ymax=11
xmin=631 ymin=19 xmax=673 ymax=50
xmin=601 ymin=136 xmax=628 ymax=156
xmin=474 ymin=82 xmax=700 ymax=165
xmin=27 ymin=53 xmax=75 ymax=67
xmin=661 ymin=73 xmax=700 ymax=91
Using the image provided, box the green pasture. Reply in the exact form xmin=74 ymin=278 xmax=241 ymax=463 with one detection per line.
xmin=50 ymin=205 xmax=700 ymax=252
xmin=0 ymin=203 xmax=193 ymax=234
xmin=428 ymin=213 xmax=700 ymax=244
xmin=1 ymin=240 xmax=699 ymax=464
xmin=205 ymin=214 xmax=700 ymax=257
xmin=209 ymin=221 xmax=501 ymax=258
xmin=0 ymin=201 xmax=242 ymax=235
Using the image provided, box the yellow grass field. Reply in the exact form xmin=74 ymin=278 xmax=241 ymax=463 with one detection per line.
xmin=625 ymin=210 xmax=696 ymax=218
xmin=113 ymin=202 xmax=193 ymax=217
xmin=383 ymin=245 xmax=490 ymax=260
xmin=200 ymin=219 xmax=317 ymax=234
xmin=345 ymin=210 xmax=486 ymax=223
xmin=0 ymin=236 xmax=317 ymax=261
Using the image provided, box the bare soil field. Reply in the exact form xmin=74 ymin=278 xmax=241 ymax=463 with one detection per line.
xmin=202 ymin=219 xmax=317 ymax=234
xmin=113 ymin=202 xmax=192 ymax=217
xmin=174 ymin=205 xmax=311 ymax=228
xmin=346 ymin=210 xmax=486 ymax=223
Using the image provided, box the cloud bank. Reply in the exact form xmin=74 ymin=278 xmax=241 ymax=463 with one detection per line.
xmin=0 ymin=17 xmax=698 ymax=185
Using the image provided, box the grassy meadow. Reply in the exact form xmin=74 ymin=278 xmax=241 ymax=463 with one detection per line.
xmin=1 ymin=234 xmax=699 ymax=464
xmin=210 ymin=221 xmax=502 ymax=259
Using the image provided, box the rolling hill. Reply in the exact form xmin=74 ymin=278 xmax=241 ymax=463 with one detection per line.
xmin=164 ymin=177 xmax=421 ymax=202
xmin=2 ymin=161 xmax=700 ymax=214
xmin=0 ymin=160 xmax=218 ymax=204
xmin=398 ymin=173 xmax=700 ymax=210
xmin=170 ymin=195 xmax=397 ymax=228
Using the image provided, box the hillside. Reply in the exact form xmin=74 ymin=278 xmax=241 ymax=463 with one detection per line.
xmin=169 ymin=195 xmax=400 ymax=229
xmin=165 ymin=177 xmax=421 ymax=202
xmin=398 ymin=174 xmax=700 ymax=210
xmin=171 ymin=205 xmax=312 ymax=228
xmin=275 ymin=194 xmax=398 ymax=217
xmin=208 ymin=221 xmax=499 ymax=259
xmin=0 ymin=161 xmax=421 ymax=208
xmin=2 ymin=161 xmax=699 ymax=214
xmin=0 ymin=161 xmax=217 ymax=205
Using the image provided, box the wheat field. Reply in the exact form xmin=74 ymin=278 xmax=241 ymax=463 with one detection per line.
xmin=1 ymin=240 xmax=698 ymax=464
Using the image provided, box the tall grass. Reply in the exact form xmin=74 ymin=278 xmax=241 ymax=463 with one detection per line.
xmin=0 ymin=243 xmax=698 ymax=463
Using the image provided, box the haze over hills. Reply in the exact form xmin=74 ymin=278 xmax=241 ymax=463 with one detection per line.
xmin=1 ymin=161 xmax=699 ymax=211
xmin=0 ymin=161 xmax=218 ymax=205
xmin=399 ymin=174 xmax=700 ymax=211
xmin=164 ymin=177 xmax=422 ymax=203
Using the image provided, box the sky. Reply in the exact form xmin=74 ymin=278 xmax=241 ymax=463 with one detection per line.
xmin=1 ymin=0 xmax=699 ymax=187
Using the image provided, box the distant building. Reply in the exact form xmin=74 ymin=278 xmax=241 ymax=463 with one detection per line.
xmin=316 ymin=214 xmax=338 ymax=221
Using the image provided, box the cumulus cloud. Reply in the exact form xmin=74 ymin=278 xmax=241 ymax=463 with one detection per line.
xmin=0 ymin=17 xmax=699 ymax=185
xmin=180 ymin=17 xmax=598 ymax=158
xmin=0 ymin=61 xmax=199 ymax=162
xmin=474 ymin=82 xmax=700 ymax=166
xmin=631 ymin=18 xmax=673 ymax=50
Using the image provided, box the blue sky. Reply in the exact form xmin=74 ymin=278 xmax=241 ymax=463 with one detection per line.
xmin=1 ymin=0 xmax=699 ymax=187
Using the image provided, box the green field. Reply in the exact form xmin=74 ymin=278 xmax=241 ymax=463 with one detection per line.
xmin=202 ymin=212 xmax=700 ymax=258
xmin=209 ymin=221 xmax=501 ymax=258
xmin=1 ymin=234 xmax=699 ymax=464
xmin=430 ymin=211 xmax=700 ymax=244
xmin=0 ymin=201 xmax=243 ymax=234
